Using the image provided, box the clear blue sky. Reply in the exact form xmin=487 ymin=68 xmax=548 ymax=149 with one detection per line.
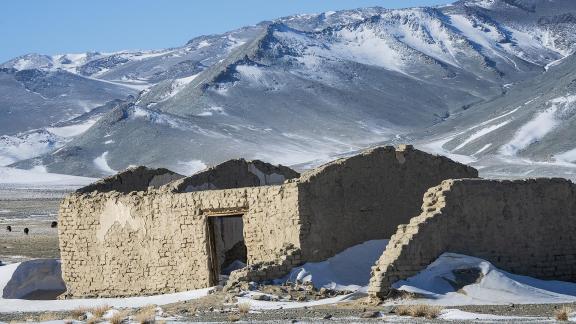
xmin=1 ymin=0 xmax=453 ymax=63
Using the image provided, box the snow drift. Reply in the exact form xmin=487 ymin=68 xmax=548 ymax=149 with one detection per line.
xmin=392 ymin=253 xmax=576 ymax=306
xmin=1 ymin=259 xmax=65 ymax=299
xmin=278 ymin=239 xmax=389 ymax=292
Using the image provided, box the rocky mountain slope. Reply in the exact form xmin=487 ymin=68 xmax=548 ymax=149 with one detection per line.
xmin=3 ymin=0 xmax=576 ymax=178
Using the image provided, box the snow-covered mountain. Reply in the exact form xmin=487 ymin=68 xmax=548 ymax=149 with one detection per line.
xmin=4 ymin=0 xmax=576 ymax=179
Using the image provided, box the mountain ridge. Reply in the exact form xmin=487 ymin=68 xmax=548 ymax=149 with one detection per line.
xmin=2 ymin=0 xmax=576 ymax=179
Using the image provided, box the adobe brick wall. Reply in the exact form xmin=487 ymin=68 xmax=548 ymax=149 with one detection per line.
xmin=59 ymin=145 xmax=479 ymax=297
xmin=59 ymin=183 xmax=300 ymax=298
xmin=296 ymin=145 xmax=478 ymax=262
xmin=368 ymin=178 xmax=576 ymax=299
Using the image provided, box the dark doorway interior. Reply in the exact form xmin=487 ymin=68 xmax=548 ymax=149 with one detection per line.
xmin=206 ymin=215 xmax=247 ymax=285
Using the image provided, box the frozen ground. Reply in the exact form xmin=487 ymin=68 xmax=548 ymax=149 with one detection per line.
xmin=2 ymin=241 xmax=576 ymax=323
xmin=0 ymin=166 xmax=95 ymax=189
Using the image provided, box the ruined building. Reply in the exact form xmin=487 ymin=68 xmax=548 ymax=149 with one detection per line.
xmin=58 ymin=145 xmax=477 ymax=297
xmin=368 ymin=178 xmax=576 ymax=299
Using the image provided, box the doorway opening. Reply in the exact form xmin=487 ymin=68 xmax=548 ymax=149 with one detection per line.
xmin=206 ymin=213 xmax=247 ymax=286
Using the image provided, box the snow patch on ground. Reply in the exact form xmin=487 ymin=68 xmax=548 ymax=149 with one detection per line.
xmin=0 ymin=166 xmax=95 ymax=187
xmin=237 ymin=294 xmax=355 ymax=311
xmin=0 ymin=259 xmax=212 ymax=312
xmin=1 ymin=259 xmax=65 ymax=299
xmin=278 ymin=240 xmax=389 ymax=292
xmin=390 ymin=253 xmax=576 ymax=306
xmin=93 ymin=152 xmax=116 ymax=175
xmin=439 ymin=309 xmax=540 ymax=321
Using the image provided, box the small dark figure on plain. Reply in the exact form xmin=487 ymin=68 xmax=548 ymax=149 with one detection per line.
xmin=51 ymin=221 xmax=58 ymax=228
xmin=23 ymin=227 xmax=29 ymax=235
xmin=6 ymin=225 xmax=11 ymax=232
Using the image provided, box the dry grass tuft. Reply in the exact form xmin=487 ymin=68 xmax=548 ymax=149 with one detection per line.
xmin=135 ymin=305 xmax=157 ymax=324
xmin=227 ymin=313 xmax=241 ymax=322
xmin=38 ymin=313 xmax=60 ymax=321
xmin=86 ymin=317 xmax=100 ymax=324
xmin=395 ymin=304 xmax=443 ymax=319
xmin=237 ymin=302 xmax=251 ymax=314
xmin=556 ymin=306 xmax=572 ymax=321
xmin=71 ymin=306 xmax=89 ymax=318
xmin=90 ymin=305 xmax=111 ymax=318
xmin=109 ymin=310 xmax=128 ymax=324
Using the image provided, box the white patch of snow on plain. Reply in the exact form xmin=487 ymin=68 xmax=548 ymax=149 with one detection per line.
xmin=93 ymin=152 xmax=116 ymax=175
xmin=279 ymin=240 xmax=388 ymax=292
xmin=46 ymin=119 xmax=98 ymax=138
xmin=237 ymin=294 xmax=355 ymax=311
xmin=439 ymin=309 xmax=540 ymax=321
xmin=0 ymin=259 xmax=212 ymax=312
xmin=390 ymin=253 xmax=576 ymax=306
xmin=0 ymin=166 xmax=95 ymax=187
xmin=0 ymin=259 xmax=64 ymax=299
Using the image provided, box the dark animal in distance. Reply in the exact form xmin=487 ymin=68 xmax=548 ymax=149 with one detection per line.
xmin=23 ymin=228 xmax=29 ymax=235
xmin=6 ymin=225 xmax=11 ymax=232
xmin=51 ymin=221 xmax=58 ymax=228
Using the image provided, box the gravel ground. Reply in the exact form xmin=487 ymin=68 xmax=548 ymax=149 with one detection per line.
xmin=0 ymin=187 xmax=64 ymax=264
xmin=0 ymin=299 xmax=563 ymax=323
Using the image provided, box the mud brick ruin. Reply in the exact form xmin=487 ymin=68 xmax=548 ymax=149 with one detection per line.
xmin=58 ymin=145 xmax=576 ymax=300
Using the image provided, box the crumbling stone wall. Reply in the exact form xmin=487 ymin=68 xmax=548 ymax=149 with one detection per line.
xmin=59 ymin=183 xmax=301 ymax=297
xmin=368 ymin=178 xmax=576 ymax=299
xmin=167 ymin=159 xmax=299 ymax=192
xmin=296 ymin=145 xmax=478 ymax=262
xmin=77 ymin=166 xmax=184 ymax=194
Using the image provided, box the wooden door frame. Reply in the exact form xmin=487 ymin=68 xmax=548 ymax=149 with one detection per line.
xmin=205 ymin=212 xmax=246 ymax=286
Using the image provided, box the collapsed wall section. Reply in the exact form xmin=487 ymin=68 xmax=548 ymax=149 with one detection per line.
xmin=59 ymin=182 xmax=301 ymax=298
xmin=296 ymin=145 xmax=478 ymax=262
xmin=368 ymin=178 xmax=576 ymax=299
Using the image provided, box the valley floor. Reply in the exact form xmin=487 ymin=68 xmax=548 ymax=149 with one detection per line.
xmin=0 ymin=187 xmax=62 ymax=264
xmin=1 ymin=294 xmax=575 ymax=323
